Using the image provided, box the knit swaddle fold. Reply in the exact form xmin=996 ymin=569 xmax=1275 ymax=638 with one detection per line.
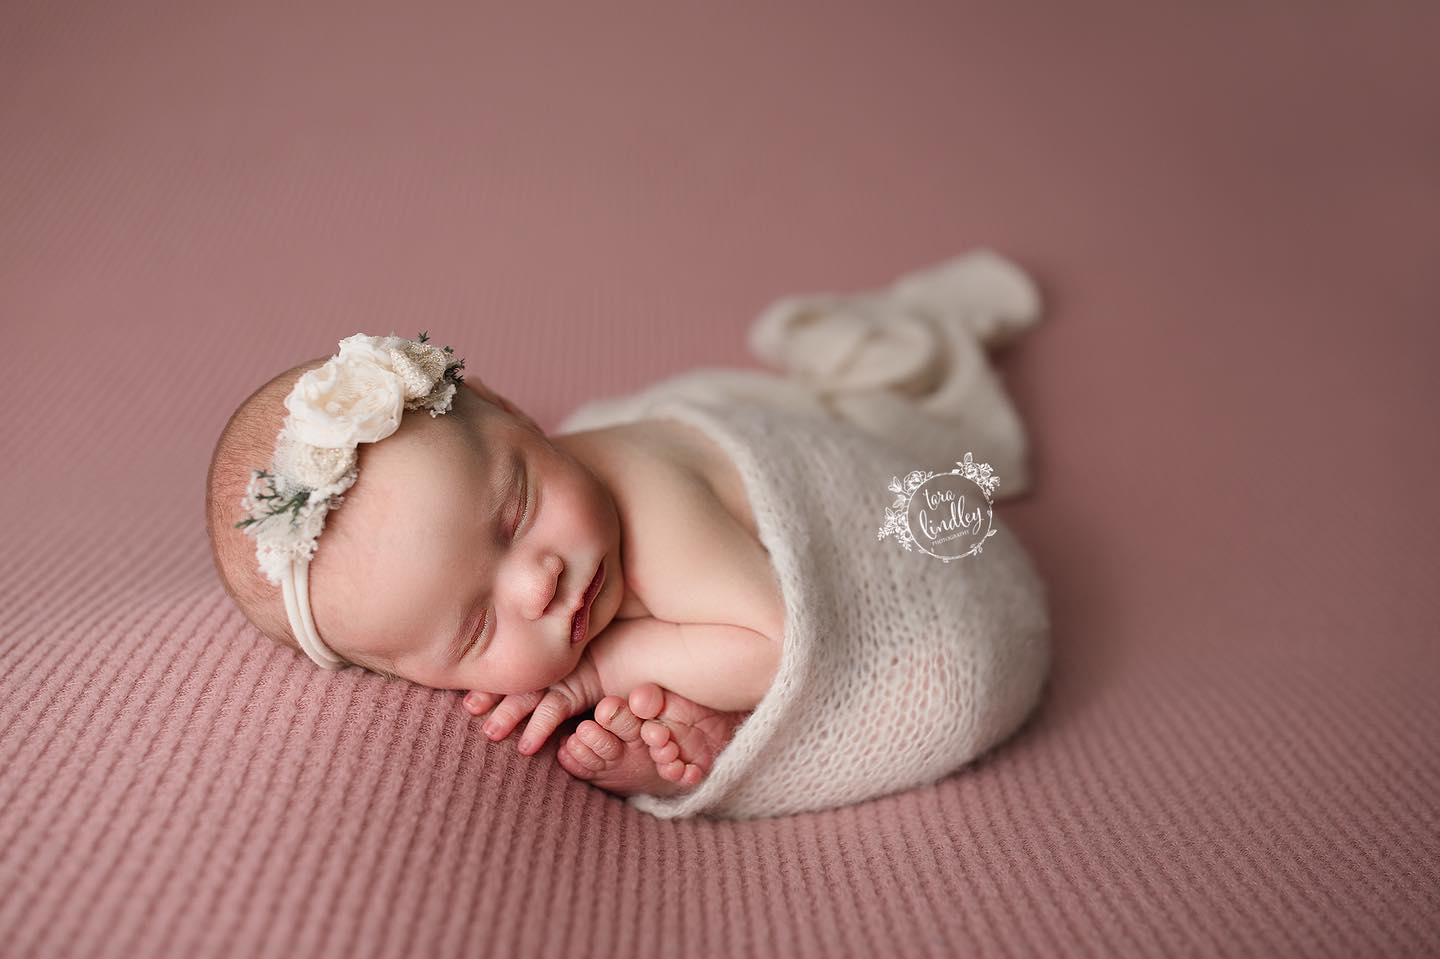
xmin=559 ymin=247 xmax=1043 ymax=496
xmin=556 ymin=249 xmax=1051 ymax=819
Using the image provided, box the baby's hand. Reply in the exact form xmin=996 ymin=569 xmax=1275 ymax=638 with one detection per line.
xmin=461 ymin=652 xmax=606 ymax=756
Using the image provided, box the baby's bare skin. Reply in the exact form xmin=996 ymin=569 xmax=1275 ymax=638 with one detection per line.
xmin=562 ymin=684 xmax=750 ymax=796
xmin=468 ymin=682 xmax=748 ymax=797
xmin=212 ymin=364 xmax=778 ymax=801
xmin=466 ymin=415 xmax=782 ymax=798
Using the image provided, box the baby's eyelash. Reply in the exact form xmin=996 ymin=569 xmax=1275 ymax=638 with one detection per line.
xmin=510 ymin=472 xmax=529 ymax=541
xmin=469 ymin=471 xmax=528 ymax=662
xmin=466 ymin=612 xmax=488 ymax=657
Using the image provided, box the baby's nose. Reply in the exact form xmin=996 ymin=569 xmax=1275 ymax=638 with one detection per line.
xmin=531 ymin=553 xmax=564 ymax=619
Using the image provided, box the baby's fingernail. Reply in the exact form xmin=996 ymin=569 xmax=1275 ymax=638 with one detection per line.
xmin=464 ymin=694 xmax=481 ymax=710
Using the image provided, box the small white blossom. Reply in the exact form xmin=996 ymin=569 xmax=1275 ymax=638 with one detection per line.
xmin=273 ymin=430 xmax=358 ymax=490
xmin=252 ymin=499 xmax=329 ymax=584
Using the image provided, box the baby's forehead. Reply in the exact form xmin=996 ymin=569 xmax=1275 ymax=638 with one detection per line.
xmin=320 ymin=456 xmax=473 ymax=595
xmin=343 ymin=413 xmax=511 ymax=532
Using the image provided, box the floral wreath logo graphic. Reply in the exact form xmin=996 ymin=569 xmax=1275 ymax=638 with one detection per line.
xmin=877 ymin=452 xmax=999 ymax=562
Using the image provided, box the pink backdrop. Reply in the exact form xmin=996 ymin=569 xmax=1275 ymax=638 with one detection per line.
xmin=2 ymin=3 xmax=1437 ymax=957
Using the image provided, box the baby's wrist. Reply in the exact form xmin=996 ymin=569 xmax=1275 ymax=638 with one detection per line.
xmin=587 ymin=617 xmax=676 ymax=699
xmin=587 ymin=624 xmax=633 ymax=699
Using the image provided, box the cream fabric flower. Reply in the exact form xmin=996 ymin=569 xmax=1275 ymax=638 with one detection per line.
xmin=335 ymin=332 xmax=398 ymax=368
xmin=334 ymin=332 xmax=452 ymax=403
xmin=408 ymin=378 xmax=456 ymax=415
xmin=272 ymin=430 xmax=358 ymax=493
xmin=284 ymin=352 xmax=407 ymax=448
xmin=388 ymin=340 xmax=449 ymax=397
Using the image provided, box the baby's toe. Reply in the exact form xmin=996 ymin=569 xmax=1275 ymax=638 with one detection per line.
xmin=656 ymin=758 xmax=699 ymax=784
xmin=649 ymin=739 xmax=680 ymax=764
xmin=576 ymin=719 xmax=624 ymax=762
xmin=628 ymin=682 xmax=665 ymax=720
xmin=595 ymin=696 xmax=644 ymax=743
xmin=640 ymin=718 xmax=671 ymax=749
xmin=558 ymin=734 xmax=604 ymax=778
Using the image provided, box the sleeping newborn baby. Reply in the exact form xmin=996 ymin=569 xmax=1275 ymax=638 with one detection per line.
xmin=210 ymin=252 xmax=1056 ymax=822
xmin=206 ymin=335 xmax=779 ymax=804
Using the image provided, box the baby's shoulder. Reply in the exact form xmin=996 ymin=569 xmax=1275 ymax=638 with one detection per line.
xmin=610 ymin=417 xmax=783 ymax=643
xmin=634 ymin=416 xmax=761 ymax=538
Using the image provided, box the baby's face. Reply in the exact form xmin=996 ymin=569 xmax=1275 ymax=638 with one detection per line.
xmin=309 ymin=385 xmax=623 ymax=693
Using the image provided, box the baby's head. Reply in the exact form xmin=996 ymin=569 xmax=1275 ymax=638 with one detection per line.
xmin=206 ymin=350 xmax=622 ymax=693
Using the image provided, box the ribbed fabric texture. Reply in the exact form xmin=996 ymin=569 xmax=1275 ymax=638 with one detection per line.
xmin=573 ymin=395 xmax=1053 ymax=821
xmin=3 ymin=2 xmax=1438 ymax=957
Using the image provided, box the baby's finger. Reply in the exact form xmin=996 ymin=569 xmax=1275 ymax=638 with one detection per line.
xmin=517 ymin=690 xmax=574 ymax=755
xmin=482 ymin=691 xmax=544 ymax=741
xmin=461 ymin=691 xmax=502 ymax=716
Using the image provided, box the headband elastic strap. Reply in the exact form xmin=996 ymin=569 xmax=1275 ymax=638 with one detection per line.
xmin=281 ymin=557 xmax=347 ymax=670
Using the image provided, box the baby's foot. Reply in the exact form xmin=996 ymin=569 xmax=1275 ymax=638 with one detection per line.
xmin=556 ymin=682 xmax=748 ymax=798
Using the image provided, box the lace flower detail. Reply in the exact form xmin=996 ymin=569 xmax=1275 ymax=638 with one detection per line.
xmin=272 ymin=431 xmax=357 ymax=494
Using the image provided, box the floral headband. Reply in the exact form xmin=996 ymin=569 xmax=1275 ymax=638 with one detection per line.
xmin=236 ymin=331 xmax=466 ymax=670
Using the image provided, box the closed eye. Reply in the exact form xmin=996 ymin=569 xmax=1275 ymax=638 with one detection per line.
xmin=510 ymin=468 xmax=529 ymax=542
xmin=464 ymin=610 xmax=488 ymax=659
xmin=464 ymin=468 xmax=528 ymax=662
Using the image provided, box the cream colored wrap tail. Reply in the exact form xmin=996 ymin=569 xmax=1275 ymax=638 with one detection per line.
xmin=559 ymin=248 xmax=1043 ymax=500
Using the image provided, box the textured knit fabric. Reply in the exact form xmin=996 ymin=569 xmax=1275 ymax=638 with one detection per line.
xmin=554 ymin=249 xmax=1053 ymax=819
xmin=582 ymin=395 xmax=1052 ymax=819
xmin=5 ymin=3 xmax=1440 ymax=956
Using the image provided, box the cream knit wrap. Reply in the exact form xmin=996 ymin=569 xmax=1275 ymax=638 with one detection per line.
xmin=557 ymin=249 xmax=1053 ymax=820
